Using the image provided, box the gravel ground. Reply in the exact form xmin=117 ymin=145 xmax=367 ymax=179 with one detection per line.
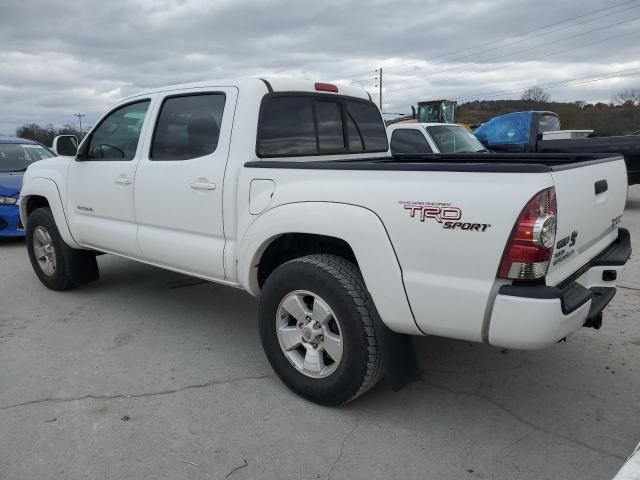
xmin=1 ymin=186 xmax=639 ymax=480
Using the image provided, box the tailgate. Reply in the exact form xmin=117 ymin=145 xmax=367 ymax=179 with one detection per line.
xmin=545 ymin=157 xmax=628 ymax=286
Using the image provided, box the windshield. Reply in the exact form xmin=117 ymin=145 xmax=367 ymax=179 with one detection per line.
xmin=0 ymin=143 xmax=54 ymax=172
xmin=426 ymin=125 xmax=487 ymax=153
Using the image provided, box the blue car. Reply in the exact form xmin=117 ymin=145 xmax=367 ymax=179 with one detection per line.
xmin=0 ymin=137 xmax=55 ymax=237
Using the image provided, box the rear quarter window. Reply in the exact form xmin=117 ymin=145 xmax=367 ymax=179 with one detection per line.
xmin=257 ymin=94 xmax=388 ymax=157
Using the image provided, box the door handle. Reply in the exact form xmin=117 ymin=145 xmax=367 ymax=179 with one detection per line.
xmin=114 ymin=177 xmax=133 ymax=185
xmin=594 ymin=179 xmax=608 ymax=195
xmin=190 ymin=181 xmax=217 ymax=191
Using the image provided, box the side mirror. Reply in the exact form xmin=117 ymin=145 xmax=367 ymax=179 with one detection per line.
xmin=52 ymin=135 xmax=78 ymax=156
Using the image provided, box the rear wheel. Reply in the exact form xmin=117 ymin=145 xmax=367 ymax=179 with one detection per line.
xmin=259 ymin=254 xmax=384 ymax=405
xmin=26 ymin=207 xmax=98 ymax=291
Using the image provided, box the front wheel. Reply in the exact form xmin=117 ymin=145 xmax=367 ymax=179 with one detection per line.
xmin=26 ymin=207 xmax=98 ymax=291
xmin=258 ymin=254 xmax=384 ymax=405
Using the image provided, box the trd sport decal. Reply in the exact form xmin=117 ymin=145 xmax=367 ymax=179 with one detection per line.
xmin=399 ymin=201 xmax=491 ymax=231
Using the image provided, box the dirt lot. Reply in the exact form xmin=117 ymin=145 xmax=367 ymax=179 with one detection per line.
xmin=1 ymin=187 xmax=639 ymax=480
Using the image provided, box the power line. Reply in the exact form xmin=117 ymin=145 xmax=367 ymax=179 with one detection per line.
xmin=458 ymin=70 xmax=640 ymax=102
xmin=383 ymin=68 xmax=640 ymax=109
xmin=386 ymin=0 xmax=640 ymax=77
xmin=455 ymin=67 xmax=640 ymax=100
xmin=332 ymin=0 xmax=639 ymax=88
xmin=385 ymin=14 xmax=640 ymax=90
xmin=330 ymin=68 xmax=379 ymax=81
xmin=383 ymin=22 xmax=640 ymax=96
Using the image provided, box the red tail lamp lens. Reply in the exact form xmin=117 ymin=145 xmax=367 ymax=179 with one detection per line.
xmin=499 ymin=188 xmax=557 ymax=280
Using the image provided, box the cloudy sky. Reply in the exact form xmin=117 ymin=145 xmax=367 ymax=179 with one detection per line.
xmin=0 ymin=0 xmax=639 ymax=134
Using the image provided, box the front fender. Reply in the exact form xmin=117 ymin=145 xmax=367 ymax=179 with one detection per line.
xmin=20 ymin=177 xmax=80 ymax=248
xmin=238 ymin=202 xmax=422 ymax=335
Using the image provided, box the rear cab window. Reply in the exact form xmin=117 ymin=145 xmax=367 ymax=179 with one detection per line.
xmin=390 ymin=129 xmax=433 ymax=154
xmin=257 ymin=94 xmax=388 ymax=157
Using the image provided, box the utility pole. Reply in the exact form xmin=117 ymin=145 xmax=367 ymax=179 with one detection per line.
xmin=74 ymin=113 xmax=85 ymax=134
xmin=378 ymin=67 xmax=382 ymax=110
xmin=374 ymin=67 xmax=383 ymax=111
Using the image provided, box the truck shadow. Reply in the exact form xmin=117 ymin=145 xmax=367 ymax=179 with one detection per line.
xmin=20 ymin=253 xmax=634 ymax=474
xmin=87 ymin=256 xmax=635 ymax=421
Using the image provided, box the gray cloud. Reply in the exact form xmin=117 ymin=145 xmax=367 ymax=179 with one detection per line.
xmin=0 ymin=0 xmax=638 ymax=134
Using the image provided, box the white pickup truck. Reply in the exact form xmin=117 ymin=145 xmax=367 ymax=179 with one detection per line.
xmin=387 ymin=122 xmax=488 ymax=155
xmin=20 ymin=78 xmax=631 ymax=405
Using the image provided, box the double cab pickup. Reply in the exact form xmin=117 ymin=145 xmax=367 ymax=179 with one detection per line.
xmin=20 ymin=78 xmax=631 ymax=404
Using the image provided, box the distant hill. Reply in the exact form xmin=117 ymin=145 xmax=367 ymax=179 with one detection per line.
xmin=456 ymin=100 xmax=640 ymax=136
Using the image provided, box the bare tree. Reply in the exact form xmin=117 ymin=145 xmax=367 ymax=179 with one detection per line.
xmin=612 ymin=88 xmax=640 ymax=106
xmin=521 ymin=86 xmax=551 ymax=103
xmin=15 ymin=123 xmax=83 ymax=146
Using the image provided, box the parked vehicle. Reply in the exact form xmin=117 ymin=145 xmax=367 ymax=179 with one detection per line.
xmin=417 ymin=99 xmax=457 ymax=123
xmin=474 ymin=111 xmax=640 ymax=184
xmin=0 ymin=137 xmax=54 ymax=237
xmin=19 ymin=78 xmax=631 ymax=405
xmin=387 ymin=122 xmax=488 ymax=154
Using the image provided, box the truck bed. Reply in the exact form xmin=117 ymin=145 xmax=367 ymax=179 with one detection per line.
xmin=243 ymin=151 xmax=628 ymax=343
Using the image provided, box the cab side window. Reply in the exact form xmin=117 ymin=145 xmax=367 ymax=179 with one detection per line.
xmin=86 ymin=100 xmax=151 ymax=161
xmin=151 ymin=93 xmax=226 ymax=161
xmin=390 ymin=129 xmax=433 ymax=155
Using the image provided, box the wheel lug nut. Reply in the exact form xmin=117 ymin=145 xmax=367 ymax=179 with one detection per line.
xmin=298 ymin=323 xmax=303 ymax=328
xmin=314 ymin=322 xmax=321 ymax=329
xmin=319 ymin=335 xmax=324 ymax=342
xmin=312 ymin=343 xmax=317 ymax=349
xmin=305 ymin=316 xmax=311 ymax=321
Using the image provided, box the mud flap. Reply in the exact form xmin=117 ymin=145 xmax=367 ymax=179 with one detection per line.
xmin=64 ymin=244 xmax=100 ymax=285
xmin=378 ymin=324 xmax=420 ymax=391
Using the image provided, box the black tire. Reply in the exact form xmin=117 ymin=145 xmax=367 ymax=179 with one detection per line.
xmin=26 ymin=207 xmax=98 ymax=291
xmin=259 ymin=254 xmax=384 ymax=405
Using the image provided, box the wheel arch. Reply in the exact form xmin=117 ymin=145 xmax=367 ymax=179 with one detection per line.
xmin=238 ymin=202 xmax=422 ymax=335
xmin=20 ymin=177 xmax=80 ymax=248
xmin=257 ymin=233 xmax=358 ymax=288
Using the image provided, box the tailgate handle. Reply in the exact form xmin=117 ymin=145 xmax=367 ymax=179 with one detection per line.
xmin=594 ymin=180 xmax=608 ymax=195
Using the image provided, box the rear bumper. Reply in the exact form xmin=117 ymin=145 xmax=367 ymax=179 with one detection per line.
xmin=0 ymin=204 xmax=24 ymax=237
xmin=488 ymin=228 xmax=632 ymax=349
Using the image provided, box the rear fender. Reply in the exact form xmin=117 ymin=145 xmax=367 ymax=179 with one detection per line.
xmin=238 ymin=202 xmax=421 ymax=335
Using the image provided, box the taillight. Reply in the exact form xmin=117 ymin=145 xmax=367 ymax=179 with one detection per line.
xmin=315 ymin=82 xmax=338 ymax=93
xmin=499 ymin=188 xmax=557 ymax=280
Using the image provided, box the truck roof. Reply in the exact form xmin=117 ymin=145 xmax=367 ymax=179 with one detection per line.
xmin=122 ymin=77 xmax=372 ymax=102
xmin=388 ymin=122 xmax=464 ymax=129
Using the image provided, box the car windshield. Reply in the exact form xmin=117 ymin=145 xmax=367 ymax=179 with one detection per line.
xmin=426 ymin=125 xmax=488 ymax=153
xmin=0 ymin=143 xmax=54 ymax=172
